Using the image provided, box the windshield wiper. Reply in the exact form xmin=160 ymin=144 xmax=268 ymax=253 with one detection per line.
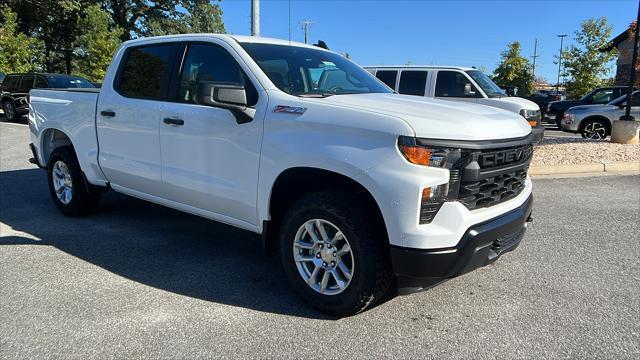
xmin=296 ymin=92 xmax=334 ymax=98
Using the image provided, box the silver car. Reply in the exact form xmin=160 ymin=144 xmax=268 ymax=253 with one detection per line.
xmin=562 ymin=91 xmax=639 ymax=139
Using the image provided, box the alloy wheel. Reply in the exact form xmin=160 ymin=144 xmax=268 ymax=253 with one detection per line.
xmin=292 ymin=219 xmax=354 ymax=295
xmin=52 ymin=160 xmax=73 ymax=204
xmin=583 ymin=122 xmax=607 ymax=139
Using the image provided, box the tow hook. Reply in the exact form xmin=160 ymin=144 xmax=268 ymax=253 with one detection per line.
xmin=525 ymin=214 xmax=533 ymax=227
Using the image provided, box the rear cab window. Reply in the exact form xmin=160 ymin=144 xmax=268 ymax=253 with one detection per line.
xmin=398 ymin=71 xmax=428 ymax=96
xmin=116 ymin=43 xmax=181 ymax=99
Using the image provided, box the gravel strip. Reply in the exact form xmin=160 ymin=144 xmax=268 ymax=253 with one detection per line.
xmin=532 ymin=137 xmax=640 ymax=166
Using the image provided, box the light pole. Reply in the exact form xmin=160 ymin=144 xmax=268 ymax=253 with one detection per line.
xmin=251 ymin=0 xmax=260 ymax=36
xmin=621 ymin=4 xmax=640 ymax=121
xmin=556 ymin=34 xmax=567 ymax=91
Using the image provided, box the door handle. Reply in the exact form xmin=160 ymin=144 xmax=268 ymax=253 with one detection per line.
xmin=163 ymin=117 xmax=184 ymax=126
xmin=100 ymin=110 xmax=116 ymax=117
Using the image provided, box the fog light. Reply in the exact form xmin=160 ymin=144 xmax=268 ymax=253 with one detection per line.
xmin=420 ymin=184 xmax=448 ymax=224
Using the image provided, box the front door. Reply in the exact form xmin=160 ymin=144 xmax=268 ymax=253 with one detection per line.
xmin=159 ymin=42 xmax=264 ymax=227
xmin=96 ymin=43 xmax=182 ymax=196
xmin=433 ymin=70 xmax=481 ymax=104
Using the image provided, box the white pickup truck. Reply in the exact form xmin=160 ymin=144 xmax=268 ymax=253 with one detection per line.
xmin=29 ymin=34 xmax=534 ymax=316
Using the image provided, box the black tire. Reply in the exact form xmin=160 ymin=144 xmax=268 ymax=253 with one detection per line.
xmin=47 ymin=146 xmax=101 ymax=216
xmin=580 ymin=118 xmax=609 ymax=140
xmin=555 ymin=111 xmax=563 ymax=129
xmin=279 ymin=191 xmax=393 ymax=317
xmin=2 ymin=100 xmax=18 ymax=122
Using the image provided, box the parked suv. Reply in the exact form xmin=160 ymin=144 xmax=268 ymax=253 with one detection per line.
xmin=561 ymin=91 xmax=639 ymax=139
xmin=546 ymin=86 xmax=629 ymax=128
xmin=365 ymin=66 xmax=544 ymax=143
xmin=1 ymin=73 xmax=94 ymax=121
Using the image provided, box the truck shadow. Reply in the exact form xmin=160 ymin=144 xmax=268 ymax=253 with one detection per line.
xmin=0 ymin=168 xmax=331 ymax=319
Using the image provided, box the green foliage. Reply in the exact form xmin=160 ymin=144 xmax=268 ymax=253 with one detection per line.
xmin=492 ymin=42 xmax=534 ymax=96
xmin=75 ymin=5 xmax=122 ymax=81
xmin=99 ymin=0 xmax=182 ymax=40
xmin=0 ymin=5 xmax=45 ymax=73
xmin=145 ymin=0 xmax=226 ymax=36
xmin=562 ymin=17 xmax=616 ymax=98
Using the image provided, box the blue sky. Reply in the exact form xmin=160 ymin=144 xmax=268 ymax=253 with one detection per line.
xmin=219 ymin=0 xmax=634 ymax=82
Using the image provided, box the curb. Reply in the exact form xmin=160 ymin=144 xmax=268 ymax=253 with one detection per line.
xmin=529 ymin=162 xmax=640 ymax=176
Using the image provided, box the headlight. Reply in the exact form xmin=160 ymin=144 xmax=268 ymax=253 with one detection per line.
xmin=398 ymin=136 xmax=454 ymax=168
xmin=562 ymin=113 xmax=576 ymax=125
xmin=398 ymin=136 xmax=469 ymax=224
xmin=520 ymin=109 xmax=541 ymax=127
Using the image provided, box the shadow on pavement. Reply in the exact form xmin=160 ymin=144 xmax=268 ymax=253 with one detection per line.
xmin=0 ymin=168 xmax=331 ymax=319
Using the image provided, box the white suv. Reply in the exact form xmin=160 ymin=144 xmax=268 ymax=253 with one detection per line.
xmin=365 ymin=66 xmax=544 ymax=142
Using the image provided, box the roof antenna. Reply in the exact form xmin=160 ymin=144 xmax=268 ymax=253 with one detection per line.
xmin=288 ymin=0 xmax=291 ymax=46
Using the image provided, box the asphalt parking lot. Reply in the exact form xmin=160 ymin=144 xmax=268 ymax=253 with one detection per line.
xmin=1 ymin=122 xmax=638 ymax=359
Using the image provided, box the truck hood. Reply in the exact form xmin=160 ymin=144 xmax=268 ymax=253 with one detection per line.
xmin=315 ymin=93 xmax=532 ymax=141
xmin=567 ymin=104 xmax=614 ymax=113
xmin=491 ymin=96 xmax=539 ymax=110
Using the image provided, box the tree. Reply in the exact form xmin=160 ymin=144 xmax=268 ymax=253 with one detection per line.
xmin=492 ymin=42 xmax=534 ymax=96
xmin=75 ymin=5 xmax=122 ymax=81
xmin=144 ymin=0 xmax=226 ymax=36
xmin=0 ymin=5 xmax=45 ymax=73
xmin=100 ymin=0 xmax=181 ymax=40
xmin=561 ymin=17 xmax=616 ymax=98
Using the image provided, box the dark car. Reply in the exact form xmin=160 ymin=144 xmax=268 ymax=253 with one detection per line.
xmin=526 ymin=90 xmax=565 ymax=119
xmin=1 ymin=73 xmax=94 ymax=121
xmin=546 ymin=86 xmax=629 ymax=128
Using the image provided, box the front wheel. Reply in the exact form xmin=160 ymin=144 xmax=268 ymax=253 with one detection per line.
xmin=2 ymin=101 xmax=18 ymax=121
xmin=47 ymin=146 xmax=101 ymax=216
xmin=279 ymin=191 xmax=393 ymax=317
xmin=581 ymin=119 xmax=609 ymax=139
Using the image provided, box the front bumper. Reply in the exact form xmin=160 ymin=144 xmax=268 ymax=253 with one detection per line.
xmin=531 ymin=126 xmax=544 ymax=143
xmin=391 ymin=193 xmax=533 ymax=294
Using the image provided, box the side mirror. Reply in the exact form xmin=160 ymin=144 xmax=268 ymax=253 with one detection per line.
xmin=464 ymin=83 xmax=476 ymax=96
xmin=197 ymin=82 xmax=253 ymax=124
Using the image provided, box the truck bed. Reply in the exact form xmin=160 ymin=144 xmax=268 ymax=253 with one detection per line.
xmin=29 ymin=88 xmax=105 ymax=185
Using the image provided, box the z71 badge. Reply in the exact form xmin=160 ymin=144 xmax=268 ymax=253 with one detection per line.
xmin=273 ymin=105 xmax=307 ymax=115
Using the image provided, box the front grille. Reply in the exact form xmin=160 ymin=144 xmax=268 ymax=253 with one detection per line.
xmin=476 ymin=144 xmax=533 ymax=169
xmin=458 ymin=169 xmax=527 ymax=210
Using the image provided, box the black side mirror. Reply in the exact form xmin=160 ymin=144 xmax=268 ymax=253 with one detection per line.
xmin=197 ymin=81 xmax=253 ymax=124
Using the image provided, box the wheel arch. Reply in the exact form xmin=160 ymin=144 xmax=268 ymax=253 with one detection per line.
xmin=263 ymin=166 xmax=388 ymax=252
xmin=40 ymin=127 xmax=75 ymax=166
xmin=579 ymin=115 xmax=612 ymax=134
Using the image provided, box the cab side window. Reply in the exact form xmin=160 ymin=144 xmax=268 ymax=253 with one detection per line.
xmin=435 ymin=71 xmax=479 ymax=98
xmin=178 ymin=43 xmax=258 ymax=106
xmin=398 ymin=71 xmax=428 ymax=96
xmin=375 ymin=70 xmax=398 ymax=90
xmin=117 ymin=44 xmax=179 ymax=99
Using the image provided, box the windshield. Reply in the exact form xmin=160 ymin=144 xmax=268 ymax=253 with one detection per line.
xmin=466 ymin=70 xmax=505 ymax=98
xmin=240 ymin=43 xmax=391 ymax=97
xmin=46 ymin=75 xmax=95 ymax=89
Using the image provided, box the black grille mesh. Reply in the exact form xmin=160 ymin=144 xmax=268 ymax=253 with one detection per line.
xmin=458 ymin=169 xmax=527 ymax=210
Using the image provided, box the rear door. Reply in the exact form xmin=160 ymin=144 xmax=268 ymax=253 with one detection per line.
xmin=158 ymin=41 xmax=264 ymax=227
xmin=96 ymin=42 xmax=182 ymax=196
xmin=433 ymin=70 xmax=481 ymax=104
xmin=17 ymin=75 xmax=34 ymax=110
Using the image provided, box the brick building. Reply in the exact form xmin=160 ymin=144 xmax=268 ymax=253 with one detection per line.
xmin=602 ymin=27 xmax=638 ymax=86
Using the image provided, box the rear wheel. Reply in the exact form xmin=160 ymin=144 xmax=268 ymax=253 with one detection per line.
xmin=279 ymin=191 xmax=393 ymax=317
xmin=47 ymin=146 xmax=101 ymax=216
xmin=581 ymin=119 xmax=609 ymax=140
xmin=2 ymin=101 xmax=18 ymax=121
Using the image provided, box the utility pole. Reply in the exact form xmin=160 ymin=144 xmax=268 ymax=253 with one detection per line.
xmin=556 ymin=34 xmax=567 ymax=91
xmin=251 ymin=0 xmax=260 ymax=36
xmin=531 ymin=38 xmax=539 ymax=80
xmin=302 ymin=20 xmax=312 ymax=44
